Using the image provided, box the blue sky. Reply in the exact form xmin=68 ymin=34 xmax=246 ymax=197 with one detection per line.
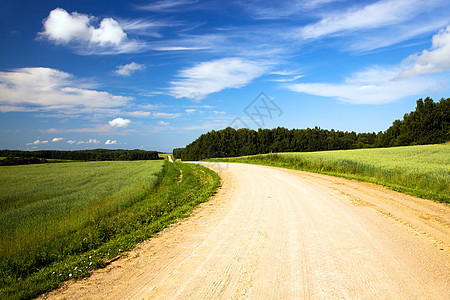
xmin=1 ymin=0 xmax=449 ymax=152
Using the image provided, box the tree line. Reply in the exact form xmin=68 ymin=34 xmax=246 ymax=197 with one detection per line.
xmin=0 ymin=149 xmax=161 ymax=165
xmin=177 ymin=97 xmax=449 ymax=161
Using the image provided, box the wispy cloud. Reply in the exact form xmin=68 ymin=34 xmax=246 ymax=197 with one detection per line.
xmin=26 ymin=139 xmax=49 ymax=145
xmin=120 ymin=18 xmax=182 ymax=38
xmin=77 ymin=139 xmax=100 ymax=145
xmin=152 ymin=112 xmax=181 ymax=119
xmin=297 ymin=0 xmax=440 ymax=39
xmin=270 ymin=74 xmax=303 ymax=82
xmin=286 ymin=74 xmax=437 ymax=104
xmin=127 ymin=111 xmax=152 ymax=117
xmin=168 ymin=57 xmax=269 ymax=100
xmin=136 ymin=0 xmax=199 ymax=12
xmin=290 ymin=0 xmax=450 ymax=52
xmin=285 ymin=26 xmax=450 ymax=104
xmin=52 ymin=137 xmax=64 ymax=142
xmin=242 ymin=0 xmax=337 ymax=20
xmin=0 ymin=67 xmax=131 ymax=114
xmin=66 ymin=125 xmax=115 ymax=133
xmin=157 ymin=121 xmax=170 ymax=126
xmin=115 ymin=62 xmax=146 ymax=76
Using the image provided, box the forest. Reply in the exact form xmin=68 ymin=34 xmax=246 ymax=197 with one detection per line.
xmin=178 ymin=97 xmax=449 ymax=161
xmin=0 ymin=149 xmax=160 ymax=165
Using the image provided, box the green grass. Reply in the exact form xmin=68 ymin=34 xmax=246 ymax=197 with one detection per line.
xmin=0 ymin=160 xmax=220 ymax=299
xmin=208 ymin=144 xmax=449 ymax=203
xmin=158 ymin=153 xmax=171 ymax=159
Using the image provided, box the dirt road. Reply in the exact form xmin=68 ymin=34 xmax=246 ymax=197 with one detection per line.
xmin=46 ymin=162 xmax=449 ymax=299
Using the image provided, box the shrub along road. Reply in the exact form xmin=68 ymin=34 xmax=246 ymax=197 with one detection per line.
xmin=46 ymin=162 xmax=449 ymax=299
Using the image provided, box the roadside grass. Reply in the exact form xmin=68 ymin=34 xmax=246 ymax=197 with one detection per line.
xmin=208 ymin=144 xmax=449 ymax=203
xmin=158 ymin=153 xmax=171 ymax=159
xmin=0 ymin=160 xmax=220 ymax=299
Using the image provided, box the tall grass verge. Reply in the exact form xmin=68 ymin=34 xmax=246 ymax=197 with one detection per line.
xmin=208 ymin=144 xmax=449 ymax=203
xmin=0 ymin=161 xmax=220 ymax=299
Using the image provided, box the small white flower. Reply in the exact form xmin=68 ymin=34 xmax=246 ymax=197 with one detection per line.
xmin=74 ymin=267 xmax=77 ymax=270
xmin=69 ymin=273 xmax=72 ymax=277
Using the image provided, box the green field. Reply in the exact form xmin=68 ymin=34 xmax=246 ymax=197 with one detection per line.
xmin=209 ymin=144 xmax=449 ymax=203
xmin=0 ymin=160 xmax=220 ymax=299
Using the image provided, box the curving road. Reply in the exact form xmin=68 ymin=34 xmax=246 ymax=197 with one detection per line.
xmin=47 ymin=162 xmax=449 ymax=299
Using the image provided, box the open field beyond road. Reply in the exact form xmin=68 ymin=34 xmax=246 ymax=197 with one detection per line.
xmin=209 ymin=144 xmax=450 ymax=203
xmin=46 ymin=162 xmax=449 ymax=299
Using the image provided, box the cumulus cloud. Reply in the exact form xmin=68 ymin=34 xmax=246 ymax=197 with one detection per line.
xmin=0 ymin=67 xmax=131 ymax=113
xmin=398 ymin=26 xmax=450 ymax=78
xmin=105 ymin=139 xmax=118 ymax=145
xmin=26 ymin=139 xmax=49 ymax=145
xmin=115 ymin=62 xmax=146 ymax=76
xmin=157 ymin=121 xmax=170 ymax=126
xmin=52 ymin=137 xmax=64 ymax=142
xmin=169 ymin=57 xmax=268 ymax=100
xmin=109 ymin=117 xmax=131 ymax=128
xmin=39 ymin=8 xmax=145 ymax=54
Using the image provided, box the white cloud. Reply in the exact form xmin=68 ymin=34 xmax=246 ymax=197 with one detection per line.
xmin=67 ymin=140 xmax=77 ymax=144
xmin=109 ymin=117 xmax=131 ymax=128
xmin=270 ymin=75 xmax=303 ymax=82
xmin=105 ymin=139 xmax=118 ymax=145
xmin=297 ymin=0 xmax=440 ymax=39
xmin=0 ymin=67 xmax=131 ymax=113
xmin=52 ymin=137 xmax=64 ymax=142
xmin=346 ymin=19 xmax=450 ymax=52
xmin=286 ymin=66 xmax=440 ymax=104
xmin=398 ymin=26 xmax=450 ymax=78
xmin=66 ymin=125 xmax=114 ymax=133
xmin=137 ymin=0 xmax=198 ymax=12
xmin=39 ymin=8 xmax=145 ymax=54
xmin=285 ymin=26 xmax=450 ymax=104
xmin=244 ymin=0 xmax=337 ymax=20
xmin=120 ymin=19 xmax=182 ymax=38
xmin=169 ymin=57 xmax=268 ymax=100
xmin=157 ymin=121 xmax=170 ymax=126
xmin=185 ymin=109 xmax=197 ymax=113
xmin=127 ymin=110 xmax=151 ymax=117
xmin=26 ymin=140 xmax=49 ymax=145
xmin=77 ymin=139 xmax=100 ymax=145
xmin=152 ymin=112 xmax=181 ymax=118
xmin=115 ymin=62 xmax=146 ymax=76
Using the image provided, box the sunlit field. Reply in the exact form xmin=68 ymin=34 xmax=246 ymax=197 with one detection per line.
xmin=0 ymin=160 xmax=220 ymax=299
xmin=210 ymin=144 xmax=449 ymax=203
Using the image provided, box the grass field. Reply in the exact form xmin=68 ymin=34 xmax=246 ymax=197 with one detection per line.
xmin=0 ymin=160 xmax=220 ymax=299
xmin=209 ymin=144 xmax=449 ymax=203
